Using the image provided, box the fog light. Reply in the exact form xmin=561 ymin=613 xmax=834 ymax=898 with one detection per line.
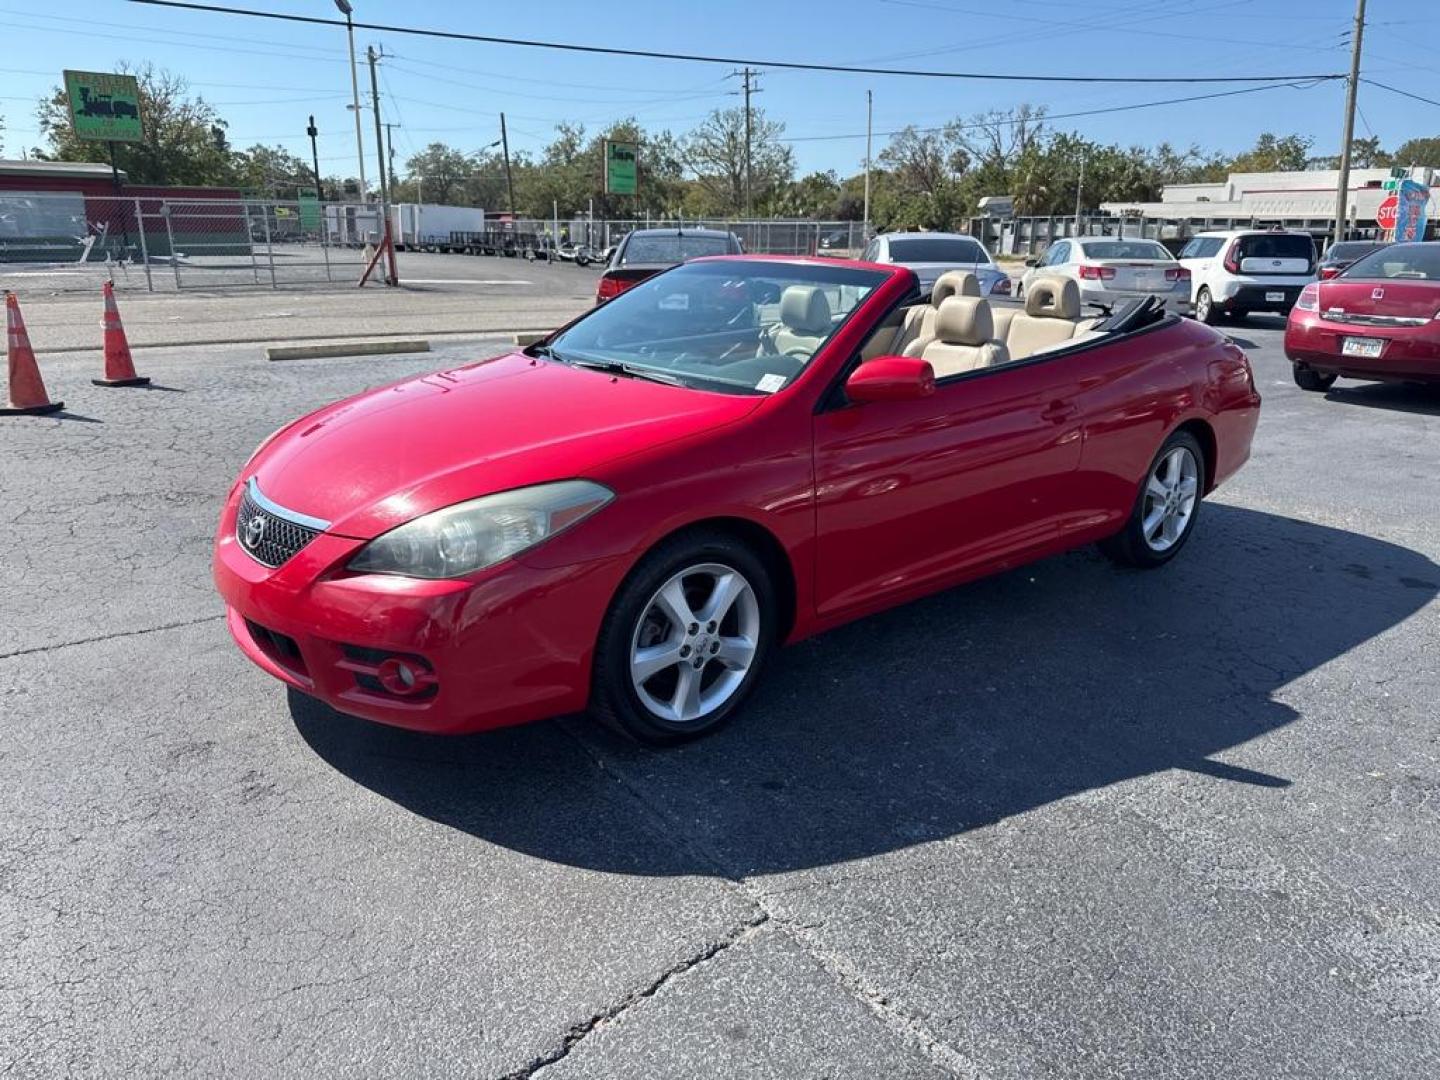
xmin=377 ymin=657 xmax=430 ymax=696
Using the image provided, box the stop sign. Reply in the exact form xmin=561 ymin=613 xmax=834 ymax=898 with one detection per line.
xmin=1376 ymin=194 xmax=1398 ymax=231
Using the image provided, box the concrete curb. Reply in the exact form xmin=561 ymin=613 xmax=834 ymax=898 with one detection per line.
xmin=511 ymin=331 xmax=549 ymax=347
xmin=265 ymin=339 xmax=431 ymax=361
xmin=34 ymin=328 xmax=560 ymax=356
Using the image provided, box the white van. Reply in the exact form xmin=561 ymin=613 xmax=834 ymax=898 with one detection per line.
xmin=1178 ymin=229 xmax=1317 ymax=324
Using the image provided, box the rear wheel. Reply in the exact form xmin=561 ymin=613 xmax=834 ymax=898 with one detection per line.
xmin=1293 ymin=364 xmax=1338 ymax=392
xmin=1194 ymin=287 xmax=1221 ymax=325
xmin=1100 ymin=430 xmax=1205 ymax=569
xmin=592 ymin=530 xmax=777 ymax=745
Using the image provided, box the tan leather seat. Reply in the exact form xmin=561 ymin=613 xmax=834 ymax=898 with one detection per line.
xmin=772 ymin=285 xmax=832 ymax=356
xmin=919 ymin=296 xmax=1009 ymax=378
xmin=895 ymin=270 xmax=980 ymax=357
xmin=1002 ymin=276 xmax=1083 ymax=359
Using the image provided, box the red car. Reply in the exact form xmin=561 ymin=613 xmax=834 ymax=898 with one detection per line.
xmin=1286 ymin=241 xmax=1440 ymax=390
xmin=215 ymin=260 xmax=1260 ymax=744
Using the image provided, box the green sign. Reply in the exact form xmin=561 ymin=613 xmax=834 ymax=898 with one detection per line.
xmin=64 ymin=70 xmax=143 ymax=142
xmin=605 ymin=140 xmax=638 ymax=196
xmin=298 ymin=188 xmax=321 ymax=230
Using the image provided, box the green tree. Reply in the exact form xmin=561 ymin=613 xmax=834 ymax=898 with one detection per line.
xmin=766 ymin=170 xmax=841 ymax=217
xmin=36 ymin=62 xmax=233 ymax=185
xmin=1228 ymin=132 xmax=1312 ymax=173
xmin=1391 ymin=136 xmax=1440 ymax=167
xmin=232 ymin=144 xmax=313 ymax=196
xmin=400 ymin=142 xmax=479 ymax=206
xmin=684 ymin=106 xmax=793 ymax=216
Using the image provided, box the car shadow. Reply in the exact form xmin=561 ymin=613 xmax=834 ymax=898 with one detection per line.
xmin=1325 ymin=381 xmax=1440 ymax=417
xmin=291 ymin=504 xmax=1438 ymax=878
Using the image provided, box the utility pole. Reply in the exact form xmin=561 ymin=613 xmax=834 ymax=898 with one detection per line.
xmin=334 ymin=0 xmax=366 ymax=201
xmin=384 ymin=122 xmax=400 ymax=200
xmin=1333 ymin=0 xmax=1367 ymax=244
xmin=306 ymin=114 xmax=323 ymax=200
xmin=366 ymin=43 xmax=397 ymax=284
xmin=499 ymin=112 xmax=517 ymax=219
xmin=731 ymin=67 xmax=760 ymax=216
xmin=862 ymin=89 xmax=873 ymax=244
xmin=1074 ymin=151 xmax=1086 ymax=235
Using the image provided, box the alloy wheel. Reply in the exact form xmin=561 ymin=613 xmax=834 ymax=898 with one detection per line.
xmin=629 ymin=562 xmax=760 ymax=725
xmin=1141 ymin=446 xmax=1200 ymax=552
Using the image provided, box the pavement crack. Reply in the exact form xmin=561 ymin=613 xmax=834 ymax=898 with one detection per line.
xmin=498 ymin=912 xmax=771 ymax=1080
xmin=0 ymin=614 xmax=224 ymax=661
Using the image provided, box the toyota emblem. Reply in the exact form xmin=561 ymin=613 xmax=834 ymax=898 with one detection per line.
xmin=243 ymin=514 xmax=266 ymax=549
xmin=1372 ymin=287 xmax=1385 ymax=300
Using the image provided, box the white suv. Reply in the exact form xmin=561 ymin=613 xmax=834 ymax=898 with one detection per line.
xmin=1178 ymin=230 xmax=1317 ymax=324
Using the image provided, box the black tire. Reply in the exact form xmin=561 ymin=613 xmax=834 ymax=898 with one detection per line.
xmin=1100 ymin=429 xmax=1207 ymax=569
xmin=1194 ymin=287 xmax=1221 ymax=325
xmin=1293 ymin=364 xmax=1338 ymax=392
xmin=591 ymin=529 xmax=778 ymax=745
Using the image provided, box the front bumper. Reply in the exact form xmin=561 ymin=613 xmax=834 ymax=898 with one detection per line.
xmin=213 ymin=488 xmax=627 ymax=734
xmin=1285 ymin=313 xmax=1440 ymax=383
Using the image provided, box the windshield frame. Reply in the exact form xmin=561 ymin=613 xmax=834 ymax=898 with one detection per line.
xmin=541 ymin=257 xmax=893 ymax=397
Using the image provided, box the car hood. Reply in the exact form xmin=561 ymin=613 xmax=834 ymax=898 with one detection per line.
xmin=247 ymin=353 xmax=761 ymax=538
xmin=1318 ymin=279 xmax=1440 ymax=320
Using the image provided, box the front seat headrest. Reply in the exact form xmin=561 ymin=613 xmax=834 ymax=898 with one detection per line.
xmin=1024 ymin=276 xmax=1081 ymax=320
xmin=934 ymin=296 xmax=993 ymax=346
xmin=779 ymin=285 xmax=832 ymax=334
xmin=932 ymin=270 xmax=981 ymax=305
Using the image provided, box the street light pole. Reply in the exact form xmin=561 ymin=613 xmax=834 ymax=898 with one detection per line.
xmin=335 ymin=0 xmax=367 ymax=202
xmin=306 ymin=114 xmax=322 ymax=201
xmin=862 ymin=89 xmax=872 ymax=244
xmin=1333 ymin=0 xmax=1367 ymax=244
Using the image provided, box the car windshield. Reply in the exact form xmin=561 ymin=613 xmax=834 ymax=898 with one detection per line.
xmin=1080 ymin=240 xmax=1173 ymax=261
xmin=1340 ymin=243 xmax=1440 ymax=280
xmin=545 ymin=260 xmax=886 ymax=395
xmin=888 ymin=237 xmax=989 ymax=264
xmin=621 ymin=234 xmax=732 ymax=265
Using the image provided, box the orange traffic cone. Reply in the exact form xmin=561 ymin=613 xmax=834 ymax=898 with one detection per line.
xmin=93 ymin=281 xmax=150 ymax=387
xmin=3 ymin=291 xmax=63 ymax=416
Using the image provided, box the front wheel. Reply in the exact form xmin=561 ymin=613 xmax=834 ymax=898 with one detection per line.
xmin=591 ymin=531 xmax=777 ymax=744
xmin=1293 ymin=364 xmax=1338 ymax=392
xmin=1100 ymin=430 xmax=1206 ymax=569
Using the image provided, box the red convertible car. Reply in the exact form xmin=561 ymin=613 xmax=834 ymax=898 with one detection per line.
xmin=1287 ymin=241 xmax=1440 ymax=390
xmin=215 ymin=258 xmax=1260 ymax=744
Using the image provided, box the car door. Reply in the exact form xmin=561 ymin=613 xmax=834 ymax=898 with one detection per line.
xmin=812 ymin=357 xmax=1086 ymax=619
xmin=1028 ymin=241 xmax=1068 ymax=291
xmin=1179 ymin=237 xmax=1221 ymax=301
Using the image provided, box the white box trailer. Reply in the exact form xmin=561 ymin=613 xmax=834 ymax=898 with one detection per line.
xmin=324 ymin=204 xmax=384 ymax=247
xmin=389 ymin=204 xmax=485 ymax=250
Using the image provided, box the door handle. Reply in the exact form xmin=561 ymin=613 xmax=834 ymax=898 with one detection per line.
xmin=1041 ymin=400 xmax=1077 ymax=423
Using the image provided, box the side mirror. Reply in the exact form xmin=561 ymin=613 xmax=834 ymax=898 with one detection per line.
xmin=1024 ymin=257 xmax=1039 ymax=267
xmin=845 ymin=356 xmax=936 ymax=403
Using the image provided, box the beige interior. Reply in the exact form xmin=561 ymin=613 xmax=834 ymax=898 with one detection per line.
xmin=892 ymin=270 xmax=980 ymax=357
xmin=919 ymin=297 xmax=1009 ymax=378
xmin=993 ymin=276 xmax=1090 ymax=360
xmin=772 ymin=285 xmax=833 ymax=355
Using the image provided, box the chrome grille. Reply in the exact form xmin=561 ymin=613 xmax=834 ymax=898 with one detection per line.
xmin=235 ymin=481 xmax=325 ymax=568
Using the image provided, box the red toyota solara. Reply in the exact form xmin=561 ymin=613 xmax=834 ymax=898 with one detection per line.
xmin=1286 ymin=241 xmax=1440 ymax=391
xmin=215 ymin=258 xmax=1260 ymax=744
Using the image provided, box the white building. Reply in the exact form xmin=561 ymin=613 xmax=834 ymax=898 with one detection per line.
xmin=1100 ymin=166 xmax=1436 ymax=237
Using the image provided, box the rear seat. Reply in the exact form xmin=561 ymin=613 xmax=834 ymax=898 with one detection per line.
xmin=894 ymin=270 xmax=980 ymax=357
xmin=992 ymin=276 xmax=1085 ymax=359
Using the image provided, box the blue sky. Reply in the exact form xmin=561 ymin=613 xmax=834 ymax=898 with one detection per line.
xmin=1 ymin=0 xmax=1438 ymax=180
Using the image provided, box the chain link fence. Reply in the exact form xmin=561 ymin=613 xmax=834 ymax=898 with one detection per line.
xmin=0 ymin=193 xmax=384 ymax=293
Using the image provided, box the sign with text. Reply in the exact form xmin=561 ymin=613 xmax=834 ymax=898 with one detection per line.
xmin=1393 ymin=178 xmax=1430 ymax=243
xmin=64 ymin=70 xmax=143 ymax=142
xmin=604 ymin=140 xmax=638 ymax=196
xmin=298 ymin=188 xmax=321 ymax=231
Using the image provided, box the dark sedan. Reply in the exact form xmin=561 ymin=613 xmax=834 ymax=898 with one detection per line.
xmin=595 ymin=228 xmax=743 ymax=303
xmin=1317 ymin=240 xmax=1388 ymax=280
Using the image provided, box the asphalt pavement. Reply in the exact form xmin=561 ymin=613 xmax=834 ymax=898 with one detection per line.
xmin=2 ymin=319 xmax=1437 ymax=1078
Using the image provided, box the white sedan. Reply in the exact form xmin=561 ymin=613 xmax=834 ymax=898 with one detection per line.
xmin=1021 ymin=237 xmax=1191 ymax=315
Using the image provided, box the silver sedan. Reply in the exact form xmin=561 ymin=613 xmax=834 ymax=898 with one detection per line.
xmin=1021 ymin=237 xmax=1191 ymax=314
xmin=862 ymin=231 xmax=1012 ymax=299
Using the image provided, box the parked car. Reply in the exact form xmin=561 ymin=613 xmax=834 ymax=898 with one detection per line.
xmin=1316 ymin=239 xmax=1388 ymax=280
xmin=595 ymin=227 xmax=742 ymax=303
xmin=1020 ymin=237 xmax=1190 ymax=314
xmin=1285 ymin=241 xmax=1440 ymax=391
xmin=1179 ymin=228 xmax=1316 ymax=324
xmin=215 ymin=256 xmax=1259 ymax=745
xmin=862 ymin=232 xmax=1011 ymax=299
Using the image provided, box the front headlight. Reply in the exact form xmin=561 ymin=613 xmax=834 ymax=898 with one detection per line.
xmin=347 ymin=480 xmax=613 ymax=579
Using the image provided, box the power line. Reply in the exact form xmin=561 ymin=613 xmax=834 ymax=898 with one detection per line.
xmin=126 ymin=0 xmax=1344 ymax=84
xmin=1360 ymin=78 xmax=1440 ymax=109
xmin=779 ymin=80 xmax=1329 ymax=143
